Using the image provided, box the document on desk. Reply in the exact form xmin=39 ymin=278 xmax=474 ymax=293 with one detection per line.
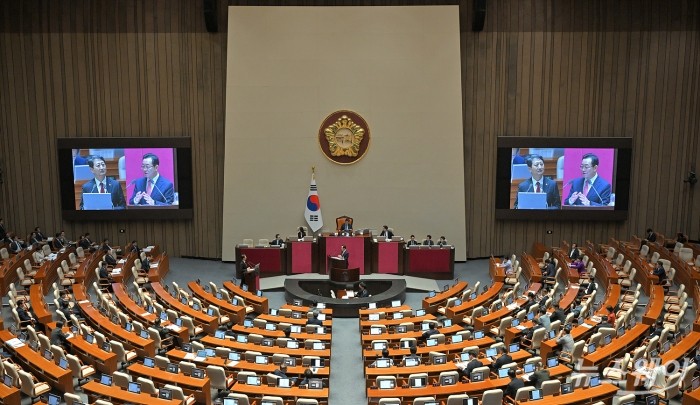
xmin=516 ymin=325 xmax=527 ymax=330
xmin=118 ymin=259 xmax=126 ymax=264
xmin=227 ymin=360 xmax=239 ymax=367
xmin=184 ymin=352 xmax=195 ymax=360
xmin=6 ymin=338 xmax=25 ymax=348
xmin=581 ymin=323 xmax=594 ymax=329
xmin=507 ymin=303 xmax=518 ymax=311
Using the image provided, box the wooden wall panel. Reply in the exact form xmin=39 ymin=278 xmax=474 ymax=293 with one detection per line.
xmin=0 ymin=0 xmax=698 ymax=260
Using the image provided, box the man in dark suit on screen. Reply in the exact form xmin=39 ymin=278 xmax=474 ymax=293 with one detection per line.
xmin=513 ymin=154 xmax=561 ymax=209
xmin=80 ymin=155 xmax=126 ymax=210
xmin=565 ymin=153 xmax=612 ymax=206
xmin=129 ymin=153 xmax=175 ymax=206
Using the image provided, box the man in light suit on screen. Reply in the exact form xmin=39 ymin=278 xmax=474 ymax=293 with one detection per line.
xmin=129 ymin=153 xmax=175 ymax=206
xmin=513 ymin=154 xmax=561 ymax=209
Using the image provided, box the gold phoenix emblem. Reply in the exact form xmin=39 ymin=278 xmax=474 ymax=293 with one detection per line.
xmin=324 ymin=115 xmax=365 ymax=157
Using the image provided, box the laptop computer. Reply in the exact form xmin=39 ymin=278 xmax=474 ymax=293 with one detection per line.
xmin=393 ymin=312 xmax=403 ymax=320
xmin=523 ymin=362 xmax=535 ymax=375
xmin=474 ymin=330 xmax=485 ymax=339
xmin=589 ymin=375 xmax=601 ymax=388
xmin=426 ymin=338 xmax=438 ymax=347
xmin=58 ymin=357 xmax=69 ymax=370
xmin=143 ymin=357 xmax=155 ymax=368
xmin=370 ymin=327 xmax=383 ymax=335
xmin=277 ymin=378 xmax=292 ymax=388
xmin=452 ymin=334 xmax=463 ymax=343
xmin=411 ymin=377 xmax=427 ymax=388
xmin=2 ymin=375 xmax=12 ymax=387
xmin=561 ymin=382 xmax=573 ymax=394
xmin=308 ymin=379 xmax=323 ymax=389
xmin=428 ymin=291 xmax=436 ymax=298
xmin=368 ymin=313 xmax=380 ymax=321
xmin=391 ymin=300 xmax=401 ymax=308
xmin=159 ymin=388 xmax=173 ymax=400
xmin=100 ymin=374 xmax=113 ymax=386
xmin=166 ymin=363 xmax=179 ymax=373
xmin=517 ymin=192 xmax=548 ymax=209
xmin=265 ymin=323 xmax=277 ymax=331
xmin=485 ymin=348 xmax=497 ymax=358
xmin=433 ymin=355 xmax=447 ymax=365
xmin=470 ymin=371 xmax=484 ymax=382
xmin=416 ymin=309 xmax=426 ymax=316
xmin=83 ymin=193 xmax=113 ymax=210
xmin=603 ymin=334 xmax=612 ymax=345
xmin=378 ymin=379 xmax=395 ymax=389
xmin=547 ymin=357 xmax=558 ymax=367
xmin=368 ymin=302 xmax=377 ymax=309
xmin=376 ymin=359 xmax=391 ymax=368
xmin=191 ymin=368 xmax=205 ymax=378
xmin=246 ymin=376 xmax=261 ymax=386
xmin=128 ymin=381 xmax=141 ymax=394
xmin=529 ymin=389 xmax=543 ymax=400
xmin=404 ymin=358 xmax=419 ymax=367
xmin=47 ymin=393 xmax=61 ymax=405
xmin=497 ymin=368 xmax=510 ymax=378
xmin=287 ymin=340 xmax=300 ymax=349
xmin=645 ymin=394 xmax=659 ymax=405
xmin=509 ymin=343 xmax=520 ymax=353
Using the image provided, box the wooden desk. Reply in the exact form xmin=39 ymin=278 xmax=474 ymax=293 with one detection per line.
xmin=0 ymin=378 xmax=21 ymax=404
xmin=72 ymin=284 xmax=156 ymax=358
xmin=232 ymin=383 xmax=329 ymax=402
xmin=642 ymin=285 xmax=664 ymax=325
xmin=151 ymin=282 xmax=218 ymax=334
xmin=360 ymin=325 xmax=463 ymax=343
xmin=68 ymin=332 xmax=119 ymax=374
xmin=404 ymin=246 xmax=455 ymax=279
xmin=540 ymin=318 xmax=600 ymax=361
xmin=111 ymin=251 xmax=136 ymax=284
xmin=421 ymin=281 xmax=468 ymax=314
xmin=362 ymin=337 xmax=496 ymax=361
xmin=514 ymin=383 xmax=618 ymax=404
xmin=521 ymin=253 xmax=542 ymax=283
xmin=0 ymin=330 xmax=73 ymax=393
xmin=683 ymin=387 xmax=700 ymax=405
xmin=558 ymin=284 xmax=580 ymax=309
xmin=257 ymin=314 xmax=332 ymax=330
xmin=231 ymin=324 xmax=332 ymax=342
xmin=0 ymin=249 xmax=32 ymax=295
xmin=360 ymin=315 xmax=436 ymax=331
xmin=187 ymin=281 xmax=246 ymax=325
xmin=473 ymin=284 xmax=541 ymax=331
xmin=147 ymin=250 xmax=170 ymax=282
xmin=366 ymin=366 xmax=577 ymax=403
xmin=445 ymin=282 xmax=504 ymax=323
xmin=29 ymin=284 xmax=53 ymax=325
xmin=615 ymin=241 xmax=658 ymax=295
xmin=112 ymin=283 xmax=189 ymax=343
xmin=201 ymin=336 xmax=332 ymax=359
xmin=33 ymin=249 xmax=72 ymax=291
xmin=128 ymin=362 xmax=211 ymax=404
xmin=582 ymin=324 xmax=650 ymax=370
xmin=223 ymin=281 xmax=269 ymax=314
xmin=166 ymin=349 xmax=331 ymax=378
xmin=235 ymin=245 xmax=287 ymax=277
xmin=552 ymin=248 xmax=578 ymax=284
xmin=83 ymin=380 xmax=181 ymax=405
xmin=286 ymin=239 xmax=319 ymax=274
xmin=583 ymin=243 xmax=618 ymax=288
xmin=371 ymin=240 xmax=406 ymax=274
xmin=359 ymin=305 xmax=411 ymax=318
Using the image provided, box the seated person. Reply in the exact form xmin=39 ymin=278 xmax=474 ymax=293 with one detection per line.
xmin=421 ymin=323 xmax=438 ymax=341
xmin=505 ymin=369 xmax=525 ymax=398
xmin=339 ymin=218 xmax=353 ymax=234
xmin=379 ymin=226 xmax=393 ymax=239
xmin=423 ymin=235 xmax=435 ymax=246
xmin=306 ymin=310 xmax=323 ymax=326
xmin=542 ymin=259 xmax=556 ymax=279
xmin=298 ymin=369 xmax=314 ymax=387
xmin=273 ymin=363 xmax=289 ymax=378
xmin=457 ymin=351 xmax=482 ymax=380
xmin=406 ymin=235 xmax=420 ymax=246
xmin=50 ymin=321 xmax=71 ymax=353
xmin=653 ymin=262 xmax=667 ymax=284
xmin=528 ymin=362 xmax=550 ymax=389
xmin=490 ymin=346 xmax=512 ymax=371
xmin=437 ymin=236 xmax=448 ymax=246
xmin=400 ymin=345 xmax=421 ymax=366
xmin=369 ymin=349 xmax=393 ymax=367
xmin=270 ymin=234 xmax=284 ymax=246
xmin=356 ymin=282 xmax=370 ymax=298
xmin=569 ymin=258 xmax=585 ymax=275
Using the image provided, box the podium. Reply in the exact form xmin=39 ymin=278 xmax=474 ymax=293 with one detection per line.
xmin=327 ymin=255 xmax=359 ymax=285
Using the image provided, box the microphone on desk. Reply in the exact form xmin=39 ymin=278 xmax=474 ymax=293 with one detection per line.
xmin=589 ymin=182 xmax=604 ymax=206
xmin=317 ymin=288 xmax=323 ymax=297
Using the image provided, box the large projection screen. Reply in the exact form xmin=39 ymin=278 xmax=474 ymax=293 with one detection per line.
xmin=223 ymin=6 xmax=465 ymax=261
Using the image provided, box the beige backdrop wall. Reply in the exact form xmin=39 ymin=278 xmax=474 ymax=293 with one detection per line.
xmin=222 ymin=6 xmax=466 ymax=261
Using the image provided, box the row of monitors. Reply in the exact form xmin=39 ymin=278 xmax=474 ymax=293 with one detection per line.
xmin=367 ymin=309 xmax=427 ymax=322
xmin=264 ymin=310 xmax=328 ymax=321
xmin=180 ymin=349 xmax=326 ymax=368
xmin=209 ymin=332 xmax=328 ymax=350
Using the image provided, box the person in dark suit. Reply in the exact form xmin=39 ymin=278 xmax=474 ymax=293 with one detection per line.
xmin=357 ymin=282 xmax=369 ymax=298
xmin=338 ymin=245 xmax=349 ymax=261
xmin=421 ymin=323 xmax=438 ymax=340
xmin=423 ymin=235 xmax=435 ymax=246
xmin=33 ymin=227 xmax=46 ymax=242
xmin=653 ymin=262 xmax=667 ymax=284
xmin=505 ymin=369 xmax=525 ymax=398
xmin=542 ymin=259 xmax=556 ymax=279
xmin=17 ymin=300 xmax=44 ymax=332
xmin=380 ymin=225 xmax=394 ymax=239
xmin=340 ymin=218 xmax=353 ymax=234
xmin=645 ymin=228 xmax=657 ymax=243
xmin=569 ymin=243 xmax=580 ymax=260
xmin=514 ymin=154 xmax=562 ymax=209
xmin=52 ymin=232 xmax=65 ymax=250
xmin=8 ymin=233 xmax=24 ymax=253
xmin=272 ymin=363 xmax=289 ymax=379
xmin=400 ymin=345 xmax=421 ymax=366
xmin=437 ymin=236 xmax=448 ymax=246
xmin=406 ymin=235 xmax=420 ymax=246
xmin=565 ymin=153 xmax=612 ymax=206
xmin=237 ymin=254 xmax=257 ymax=287
xmin=297 ymin=227 xmax=306 ymax=239
xmin=129 ymin=153 xmax=175 ymax=206
xmin=50 ymin=321 xmax=70 ymax=352
xmin=270 ymin=234 xmax=284 ymax=246
xmin=80 ymin=155 xmax=126 ymax=210
xmin=306 ymin=310 xmax=323 ymax=326
xmin=460 ymin=351 xmax=483 ymax=380
xmin=529 ymin=362 xmax=550 ymax=389
xmin=491 ymin=346 xmax=512 ymax=371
